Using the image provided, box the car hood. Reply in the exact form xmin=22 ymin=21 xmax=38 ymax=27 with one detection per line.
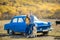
xmin=34 ymin=21 xmax=48 ymax=24
xmin=34 ymin=21 xmax=51 ymax=27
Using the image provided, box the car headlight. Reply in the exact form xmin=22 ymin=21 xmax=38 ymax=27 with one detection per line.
xmin=40 ymin=28 xmax=42 ymax=30
xmin=48 ymin=22 xmax=51 ymax=25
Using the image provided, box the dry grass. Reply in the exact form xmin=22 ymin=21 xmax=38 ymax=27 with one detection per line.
xmin=0 ymin=19 xmax=60 ymax=40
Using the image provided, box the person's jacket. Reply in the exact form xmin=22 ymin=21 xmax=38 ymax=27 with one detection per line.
xmin=25 ymin=16 xmax=30 ymax=25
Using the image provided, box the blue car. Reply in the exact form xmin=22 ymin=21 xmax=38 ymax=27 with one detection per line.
xmin=4 ymin=15 xmax=52 ymax=35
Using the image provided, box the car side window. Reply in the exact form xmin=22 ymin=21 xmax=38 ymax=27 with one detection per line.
xmin=13 ymin=18 xmax=17 ymax=23
xmin=18 ymin=18 xmax=23 ymax=22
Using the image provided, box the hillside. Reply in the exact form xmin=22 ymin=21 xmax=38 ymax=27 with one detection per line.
xmin=0 ymin=0 xmax=60 ymax=19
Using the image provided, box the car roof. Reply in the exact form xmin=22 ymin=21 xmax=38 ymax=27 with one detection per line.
xmin=13 ymin=15 xmax=26 ymax=18
xmin=13 ymin=15 xmax=37 ymax=19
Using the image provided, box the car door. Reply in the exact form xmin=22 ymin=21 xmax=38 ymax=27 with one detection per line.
xmin=14 ymin=18 xmax=26 ymax=32
xmin=10 ymin=18 xmax=18 ymax=31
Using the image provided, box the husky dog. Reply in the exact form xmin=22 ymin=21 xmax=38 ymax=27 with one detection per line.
xmin=32 ymin=26 xmax=37 ymax=37
xmin=26 ymin=26 xmax=37 ymax=38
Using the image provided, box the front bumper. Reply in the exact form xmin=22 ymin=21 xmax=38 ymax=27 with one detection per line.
xmin=37 ymin=27 xmax=53 ymax=33
xmin=43 ymin=27 xmax=53 ymax=32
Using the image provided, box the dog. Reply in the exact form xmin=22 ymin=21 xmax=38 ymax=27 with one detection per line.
xmin=32 ymin=26 xmax=37 ymax=37
xmin=26 ymin=26 xmax=37 ymax=38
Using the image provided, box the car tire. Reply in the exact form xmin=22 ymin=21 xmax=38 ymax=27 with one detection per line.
xmin=43 ymin=32 xmax=48 ymax=36
xmin=22 ymin=33 xmax=26 ymax=36
xmin=7 ymin=29 xmax=14 ymax=35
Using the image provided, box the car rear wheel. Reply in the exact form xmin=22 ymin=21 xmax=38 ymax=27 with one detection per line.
xmin=43 ymin=32 xmax=48 ymax=36
xmin=7 ymin=29 xmax=14 ymax=35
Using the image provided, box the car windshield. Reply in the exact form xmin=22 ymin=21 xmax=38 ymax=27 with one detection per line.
xmin=34 ymin=16 xmax=39 ymax=21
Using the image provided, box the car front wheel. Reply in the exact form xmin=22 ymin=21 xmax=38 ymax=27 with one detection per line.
xmin=43 ymin=32 xmax=48 ymax=36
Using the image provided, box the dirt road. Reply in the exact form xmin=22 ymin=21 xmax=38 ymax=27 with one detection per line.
xmin=0 ymin=34 xmax=55 ymax=40
xmin=0 ymin=19 xmax=60 ymax=40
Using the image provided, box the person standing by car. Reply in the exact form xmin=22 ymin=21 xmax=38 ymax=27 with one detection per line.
xmin=25 ymin=14 xmax=31 ymax=38
xmin=28 ymin=12 xmax=36 ymax=37
xmin=25 ymin=12 xmax=35 ymax=38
